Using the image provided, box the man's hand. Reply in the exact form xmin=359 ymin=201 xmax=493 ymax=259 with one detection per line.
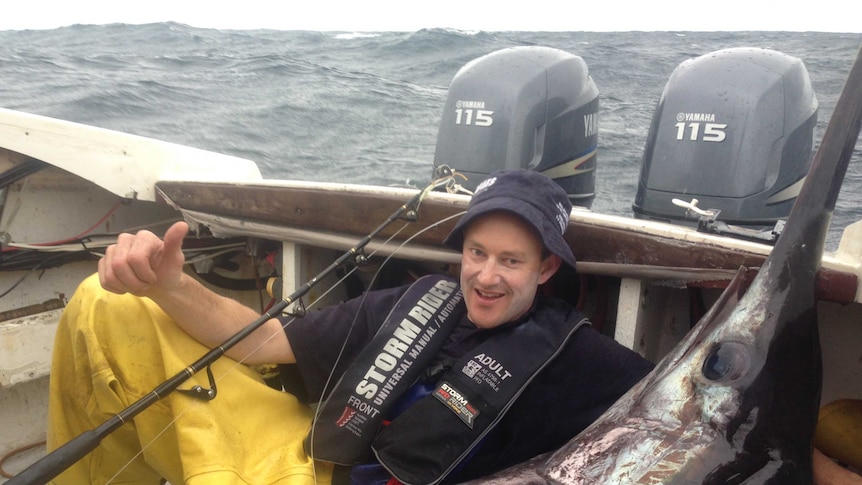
xmin=96 ymin=219 xmax=295 ymax=363
xmin=99 ymin=221 xmax=189 ymax=296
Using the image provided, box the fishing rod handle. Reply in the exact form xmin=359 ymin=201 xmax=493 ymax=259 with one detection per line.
xmin=6 ymin=429 xmax=101 ymax=485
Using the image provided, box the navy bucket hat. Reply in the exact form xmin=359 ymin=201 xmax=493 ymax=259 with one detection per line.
xmin=443 ymin=169 xmax=577 ymax=270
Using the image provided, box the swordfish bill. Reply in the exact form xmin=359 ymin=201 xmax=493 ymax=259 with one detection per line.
xmin=470 ymin=45 xmax=862 ymax=484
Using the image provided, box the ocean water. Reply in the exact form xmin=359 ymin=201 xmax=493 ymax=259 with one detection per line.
xmin=0 ymin=23 xmax=860 ymax=249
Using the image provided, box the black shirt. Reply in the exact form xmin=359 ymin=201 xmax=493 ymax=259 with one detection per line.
xmin=282 ymin=282 xmax=654 ymax=481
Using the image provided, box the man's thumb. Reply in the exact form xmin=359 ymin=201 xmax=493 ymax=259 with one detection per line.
xmin=162 ymin=221 xmax=189 ymax=256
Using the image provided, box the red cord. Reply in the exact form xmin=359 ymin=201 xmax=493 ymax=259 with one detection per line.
xmin=2 ymin=199 xmax=123 ymax=252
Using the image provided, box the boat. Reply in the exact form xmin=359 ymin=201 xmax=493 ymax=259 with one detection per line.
xmin=1 ymin=44 xmax=861 ymax=482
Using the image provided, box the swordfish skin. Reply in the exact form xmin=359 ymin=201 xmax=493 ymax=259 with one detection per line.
xmin=468 ymin=45 xmax=862 ymax=485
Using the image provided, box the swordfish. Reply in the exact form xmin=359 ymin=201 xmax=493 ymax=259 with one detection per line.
xmin=470 ymin=45 xmax=862 ymax=484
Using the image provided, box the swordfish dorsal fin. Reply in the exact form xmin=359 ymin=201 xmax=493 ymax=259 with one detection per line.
xmin=468 ymin=44 xmax=862 ymax=485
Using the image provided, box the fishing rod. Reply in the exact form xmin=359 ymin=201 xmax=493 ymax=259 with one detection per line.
xmin=8 ymin=166 xmax=461 ymax=485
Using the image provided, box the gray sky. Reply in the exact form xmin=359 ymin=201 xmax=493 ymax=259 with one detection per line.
xmin=3 ymin=0 xmax=861 ymax=32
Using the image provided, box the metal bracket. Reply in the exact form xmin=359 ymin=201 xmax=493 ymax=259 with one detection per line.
xmin=287 ymin=298 xmax=307 ymax=318
xmin=178 ymin=365 xmax=217 ymax=401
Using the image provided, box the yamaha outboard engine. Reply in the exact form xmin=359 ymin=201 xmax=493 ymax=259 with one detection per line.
xmin=632 ymin=47 xmax=818 ymax=243
xmin=432 ymin=46 xmax=600 ymax=208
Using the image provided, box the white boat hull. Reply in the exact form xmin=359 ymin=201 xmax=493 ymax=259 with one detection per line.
xmin=1 ymin=108 xmax=860 ymax=482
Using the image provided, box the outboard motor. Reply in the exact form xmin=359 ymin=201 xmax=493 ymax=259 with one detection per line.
xmin=432 ymin=46 xmax=600 ymax=208
xmin=632 ymin=47 xmax=818 ymax=243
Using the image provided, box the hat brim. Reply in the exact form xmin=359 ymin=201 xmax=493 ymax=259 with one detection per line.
xmin=443 ymin=198 xmax=577 ymax=270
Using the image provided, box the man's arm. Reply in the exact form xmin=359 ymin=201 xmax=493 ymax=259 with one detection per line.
xmin=98 ymin=220 xmax=295 ymax=364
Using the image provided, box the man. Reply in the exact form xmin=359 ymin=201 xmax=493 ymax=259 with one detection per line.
xmin=47 ymin=169 xmax=654 ymax=484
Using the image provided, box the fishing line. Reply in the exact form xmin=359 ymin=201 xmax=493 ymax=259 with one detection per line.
xmin=127 ymin=211 xmax=466 ymax=485
xmin=100 ymin=225 xmax=418 ymax=484
xmin=305 ymin=209 xmax=466 ymax=470
xmin=104 ymin=254 xmax=373 ymax=484
xmin=305 ymin=180 xmax=468 ymax=423
xmin=8 ymin=169 xmax=464 ymax=484
xmin=90 ymin=170 xmax=467 ymax=484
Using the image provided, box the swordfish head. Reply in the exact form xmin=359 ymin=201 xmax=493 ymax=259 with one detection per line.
xmin=469 ymin=46 xmax=862 ymax=485
xmin=540 ymin=254 xmax=823 ymax=484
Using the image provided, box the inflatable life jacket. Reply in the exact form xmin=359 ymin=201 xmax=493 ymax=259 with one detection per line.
xmin=309 ymin=275 xmax=587 ymax=485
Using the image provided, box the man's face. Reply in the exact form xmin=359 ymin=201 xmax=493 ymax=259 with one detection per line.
xmin=459 ymin=211 xmax=561 ymax=329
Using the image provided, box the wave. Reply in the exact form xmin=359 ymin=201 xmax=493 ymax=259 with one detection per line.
xmin=0 ymin=23 xmax=859 ymax=248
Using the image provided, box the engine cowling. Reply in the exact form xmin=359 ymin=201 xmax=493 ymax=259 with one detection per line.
xmin=432 ymin=46 xmax=600 ymax=208
xmin=632 ymin=47 xmax=818 ymax=234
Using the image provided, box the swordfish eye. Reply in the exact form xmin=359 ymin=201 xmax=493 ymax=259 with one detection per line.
xmin=701 ymin=341 xmax=752 ymax=382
